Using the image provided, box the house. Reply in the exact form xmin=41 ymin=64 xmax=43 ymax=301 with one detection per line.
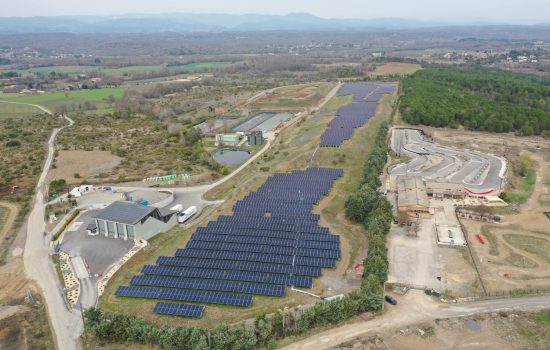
xmin=86 ymin=201 xmax=178 ymax=240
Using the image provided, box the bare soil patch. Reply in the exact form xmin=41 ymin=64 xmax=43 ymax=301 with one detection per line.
xmin=49 ymin=150 xmax=121 ymax=183
xmin=369 ymin=63 xmax=422 ymax=76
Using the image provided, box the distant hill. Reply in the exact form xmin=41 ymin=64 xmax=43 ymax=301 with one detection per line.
xmin=0 ymin=13 xmax=445 ymax=34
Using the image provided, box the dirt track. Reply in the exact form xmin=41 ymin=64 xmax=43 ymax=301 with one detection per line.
xmin=0 ymin=202 xmax=17 ymax=244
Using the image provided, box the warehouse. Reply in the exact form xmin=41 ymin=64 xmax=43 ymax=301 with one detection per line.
xmin=425 ymin=181 xmax=465 ymax=199
xmin=396 ymin=176 xmax=431 ymax=218
xmin=86 ymin=201 xmax=178 ymax=240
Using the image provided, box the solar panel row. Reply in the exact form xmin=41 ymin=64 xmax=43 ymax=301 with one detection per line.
xmin=116 ymin=286 xmax=253 ymax=307
xmin=197 ymin=226 xmax=337 ymax=242
xmin=190 ymin=233 xmax=340 ymax=250
xmin=131 ymin=275 xmax=285 ymax=296
xmin=154 ymin=302 xmax=205 ymax=318
xmin=186 ymin=241 xmax=340 ymax=259
xmin=142 ymin=265 xmax=314 ymax=288
xmin=175 ymin=248 xmax=336 ymax=268
xmin=321 ymin=82 xmax=396 ymax=147
xmin=156 ymin=256 xmax=322 ymax=277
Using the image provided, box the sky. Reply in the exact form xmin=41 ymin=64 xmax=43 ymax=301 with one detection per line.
xmin=2 ymin=0 xmax=550 ymax=23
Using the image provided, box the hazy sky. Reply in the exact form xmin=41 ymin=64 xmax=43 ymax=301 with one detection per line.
xmin=3 ymin=0 xmax=550 ymax=22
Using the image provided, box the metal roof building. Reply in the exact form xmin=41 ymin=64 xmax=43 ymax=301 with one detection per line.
xmin=396 ymin=176 xmax=431 ymax=218
xmin=87 ymin=201 xmax=178 ymax=240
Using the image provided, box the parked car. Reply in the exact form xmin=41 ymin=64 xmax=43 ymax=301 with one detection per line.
xmin=384 ymin=295 xmax=398 ymax=305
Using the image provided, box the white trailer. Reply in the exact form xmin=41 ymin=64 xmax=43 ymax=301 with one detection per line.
xmin=178 ymin=206 xmax=197 ymax=223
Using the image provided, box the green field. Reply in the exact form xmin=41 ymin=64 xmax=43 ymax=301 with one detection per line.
xmin=167 ymin=61 xmax=230 ymax=73
xmin=1 ymin=61 xmax=231 ymax=77
xmin=0 ymin=88 xmax=125 ymax=110
xmin=0 ymin=101 xmax=45 ymax=119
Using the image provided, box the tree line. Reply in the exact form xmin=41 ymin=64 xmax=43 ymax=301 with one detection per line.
xmin=83 ymin=124 xmax=393 ymax=349
xmin=400 ymin=66 xmax=550 ymax=136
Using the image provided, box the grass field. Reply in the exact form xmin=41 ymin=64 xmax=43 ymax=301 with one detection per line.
xmin=503 ymin=170 xmax=536 ymax=203
xmin=0 ymin=88 xmax=125 ymax=110
xmin=249 ymin=82 xmax=335 ymax=111
xmin=1 ymin=62 xmax=230 ymax=77
xmin=503 ymin=234 xmax=550 ymax=264
xmin=99 ymin=83 xmax=397 ymax=327
xmin=0 ymin=101 xmax=45 ymax=119
xmin=167 ymin=61 xmax=230 ymax=73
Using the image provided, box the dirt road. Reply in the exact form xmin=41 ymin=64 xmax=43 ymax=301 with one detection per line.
xmin=0 ymin=100 xmax=52 ymax=114
xmin=280 ymin=291 xmax=550 ymax=350
xmin=23 ymin=115 xmax=82 ymax=350
xmin=0 ymin=201 xmax=18 ymax=243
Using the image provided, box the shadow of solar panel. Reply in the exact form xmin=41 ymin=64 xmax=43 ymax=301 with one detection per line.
xmin=154 ymin=302 xmax=204 ymax=318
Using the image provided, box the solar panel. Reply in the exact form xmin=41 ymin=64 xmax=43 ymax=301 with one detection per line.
xmin=321 ymin=82 xmax=396 ymax=147
xmin=116 ymin=286 xmax=253 ymax=307
xmin=119 ymin=168 xmax=343 ymax=312
xmin=131 ymin=275 xmax=286 ymax=297
xmin=154 ymin=302 xmax=204 ymax=318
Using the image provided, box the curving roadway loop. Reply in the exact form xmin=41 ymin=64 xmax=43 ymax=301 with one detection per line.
xmin=390 ymin=128 xmax=506 ymax=194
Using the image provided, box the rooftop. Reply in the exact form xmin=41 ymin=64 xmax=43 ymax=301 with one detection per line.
xmin=94 ymin=201 xmax=157 ymax=225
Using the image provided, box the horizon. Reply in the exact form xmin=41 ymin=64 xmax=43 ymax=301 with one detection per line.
xmin=2 ymin=0 xmax=550 ymax=23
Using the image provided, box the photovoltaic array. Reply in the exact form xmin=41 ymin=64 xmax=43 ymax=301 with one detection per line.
xmin=320 ymin=82 xmax=396 ymax=147
xmin=116 ymin=167 xmax=343 ymax=317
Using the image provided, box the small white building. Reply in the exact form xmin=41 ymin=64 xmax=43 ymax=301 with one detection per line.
xmin=70 ymin=184 xmax=94 ymax=197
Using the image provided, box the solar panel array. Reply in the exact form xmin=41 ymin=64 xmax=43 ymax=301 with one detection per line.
xmin=116 ymin=167 xmax=343 ymax=317
xmin=320 ymin=82 xmax=396 ymax=147
xmin=154 ymin=302 xmax=205 ymax=318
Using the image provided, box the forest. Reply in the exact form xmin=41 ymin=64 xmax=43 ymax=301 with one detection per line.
xmin=400 ymin=66 xmax=550 ymax=136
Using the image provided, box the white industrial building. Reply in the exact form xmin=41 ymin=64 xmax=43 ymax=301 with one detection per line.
xmin=86 ymin=201 xmax=178 ymax=240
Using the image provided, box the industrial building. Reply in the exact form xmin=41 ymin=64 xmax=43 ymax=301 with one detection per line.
xmin=86 ymin=201 xmax=178 ymax=240
xmin=247 ymin=131 xmax=263 ymax=146
xmin=425 ymin=181 xmax=465 ymax=199
xmin=396 ymin=176 xmax=431 ymax=218
xmin=215 ymin=133 xmax=241 ymax=146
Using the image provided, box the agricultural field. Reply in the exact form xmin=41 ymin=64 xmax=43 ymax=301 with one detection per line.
xmin=0 ymin=102 xmax=45 ymax=119
xmin=0 ymin=88 xmax=125 ymax=111
xmin=369 ymin=62 xmax=422 ymax=76
xmin=0 ymin=61 xmax=231 ymax=77
xmin=98 ymin=86 xmax=397 ymax=327
xmin=248 ymin=82 xmax=335 ymax=111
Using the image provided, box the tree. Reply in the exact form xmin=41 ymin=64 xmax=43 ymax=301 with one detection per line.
xmin=345 ymin=185 xmax=379 ymax=222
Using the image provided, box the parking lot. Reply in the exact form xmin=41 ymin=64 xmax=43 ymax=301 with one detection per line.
xmin=60 ymin=210 xmax=134 ymax=308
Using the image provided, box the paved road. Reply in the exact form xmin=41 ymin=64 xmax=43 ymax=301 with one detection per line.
xmin=280 ymin=291 xmax=550 ymax=350
xmin=23 ymin=114 xmax=82 ymax=350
